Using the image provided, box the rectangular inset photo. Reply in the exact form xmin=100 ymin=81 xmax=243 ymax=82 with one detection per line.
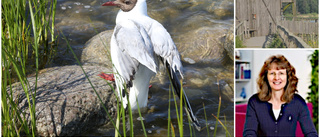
xmin=235 ymin=49 xmax=319 ymax=136
xmin=235 ymin=0 xmax=318 ymax=48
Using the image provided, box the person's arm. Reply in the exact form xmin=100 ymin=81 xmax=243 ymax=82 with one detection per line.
xmin=243 ymin=98 xmax=259 ymax=137
xmin=298 ymin=100 xmax=318 ymax=137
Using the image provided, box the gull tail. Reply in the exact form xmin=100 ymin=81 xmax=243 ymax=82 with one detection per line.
xmin=165 ymin=62 xmax=201 ymax=131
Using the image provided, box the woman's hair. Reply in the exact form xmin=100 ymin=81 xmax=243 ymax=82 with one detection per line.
xmin=257 ymin=55 xmax=298 ymax=102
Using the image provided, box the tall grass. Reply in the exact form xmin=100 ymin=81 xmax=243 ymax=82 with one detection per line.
xmin=2 ymin=0 xmax=57 ymax=136
xmin=170 ymin=82 xmax=184 ymax=137
xmin=298 ymin=33 xmax=318 ymax=48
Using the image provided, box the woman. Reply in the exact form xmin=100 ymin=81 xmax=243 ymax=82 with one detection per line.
xmin=243 ymin=55 xmax=318 ymax=137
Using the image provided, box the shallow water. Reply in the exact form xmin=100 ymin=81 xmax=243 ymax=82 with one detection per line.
xmin=53 ymin=0 xmax=234 ymax=136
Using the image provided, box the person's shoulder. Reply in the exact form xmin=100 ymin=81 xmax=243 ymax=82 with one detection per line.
xmin=248 ymin=93 xmax=260 ymax=103
xmin=291 ymin=93 xmax=307 ymax=106
xmin=293 ymin=94 xmax=305 ymax=101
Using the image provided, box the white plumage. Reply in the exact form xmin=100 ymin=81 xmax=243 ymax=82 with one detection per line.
xmin=108 ymin=0 xmax=182 ymax=109
xmin=103 ymin=0 xmax=200 ymax=130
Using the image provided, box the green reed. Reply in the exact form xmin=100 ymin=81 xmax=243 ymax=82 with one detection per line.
xmin=213 ymin=82 xmax=231 ymax=137
xmin=169 ymin=82 xmax=184 ymax=137
xmin=167 ymin=87 xmax=172 ymax=137
xmin=203 ymin=103 xmax=209 ymax=137
xmin=2 ymin=0 xmax=57 ymax=136
xmin=212 ymin=96 xmax=231 ymax=137
xmin=135 ymin=97 xmax=147 ymax=137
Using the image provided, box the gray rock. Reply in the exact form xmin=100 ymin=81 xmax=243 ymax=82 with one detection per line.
xmin=223 ymin=26 xmax=234 ymax=60
xmin=9 ymin=65 xmax=116 ymax=136
xmin=81 ymin=30 xmax=113 ymax=68
xmin=206 ymin=0 xmax=234 ymax=17
xmin=176 ymin=27 xmax=231 ymax=64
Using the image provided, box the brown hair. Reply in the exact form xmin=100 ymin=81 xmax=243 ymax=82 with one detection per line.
xmin=257 ymin=55 xmax=298 ymax=102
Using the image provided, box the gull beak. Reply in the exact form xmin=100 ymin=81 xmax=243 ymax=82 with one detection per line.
xmin=102 ymin=1 xmax=117 ymax=6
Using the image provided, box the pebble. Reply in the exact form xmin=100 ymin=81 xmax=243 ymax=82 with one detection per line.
xmin=137 ymin=117 xmax=145 ymax=121
xmin=210 ymin=127 xmax=215 ymax=130
xmin=184 ymin=57 xmax=196 ymax=64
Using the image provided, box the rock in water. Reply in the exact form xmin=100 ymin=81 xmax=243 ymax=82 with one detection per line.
xmin=81 ymin=30 xmax=113 ymax=67
xmin=8 ymin=65 xmax=117 ymax=136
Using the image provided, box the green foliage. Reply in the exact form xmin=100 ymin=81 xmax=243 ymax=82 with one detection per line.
xmin=307 ymin=50 xmax=318 ymax=132
xmin=305 ymin=34 xmax=319 ymax=48
xmin=297 ymin=0 xmax=318 ymax=14
xmin=2 ymin=0 xmax=57 ymax=79
xmin=2 ymin=0 xmax=57 ymax=136
xmin=268 ymin=35 xmax=285 ymax=48
xmin=282 ymin=3 xmax=293 ymax=14
xmin=283 ymin=0 xmax=318 ymax=14
xmin=235 ymin=36 xmax=246 ymax=48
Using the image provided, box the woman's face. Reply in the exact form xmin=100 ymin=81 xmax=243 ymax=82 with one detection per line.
xmin=267 ymin=63 xmax=287 ymax=92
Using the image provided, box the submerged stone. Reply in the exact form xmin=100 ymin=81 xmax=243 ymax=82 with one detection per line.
xmin=8 ymin=65 xmax=117 ymax=136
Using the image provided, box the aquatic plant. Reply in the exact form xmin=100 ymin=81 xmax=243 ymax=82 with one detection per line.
xmin=2 ymin=0 xmax=57 ymax=136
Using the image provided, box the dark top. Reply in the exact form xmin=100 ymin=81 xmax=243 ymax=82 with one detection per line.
xmin=243 ymin=93 xmax=318 ymax=137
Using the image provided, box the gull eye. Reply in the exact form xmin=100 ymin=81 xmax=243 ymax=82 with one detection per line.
xmin=124 ymin=0 xmax=130 ymax=5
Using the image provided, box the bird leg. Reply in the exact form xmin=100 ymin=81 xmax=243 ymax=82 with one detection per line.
xmin=98 ymin=72 xmax=115 ymax=81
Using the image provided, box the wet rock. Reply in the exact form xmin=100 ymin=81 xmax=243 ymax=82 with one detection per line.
xmin=176 ymin=27 xmax=231 ymax=65
xmin=148 ymin=6 xmax=180 ymax=24
xmin=189 ymin=77 xmax=211 ymax=87
xmin=81 ymin=30 xmax=113 ymax=68
xmin=9 ymin=65 xmax=117 ymax=136
xmin=221 ymin=82 xmax=234 ymax=102
xmin=223 ymin=26 xmax=234 ymax=60
xmin=55 ymin=17 xmax=108 ymax=45
xmin=181 ymin=66 xmax=234 ymax=102
xmin=206 ymin=0 xmax=234 ymax=17
xmin=53 ymin=17 xmax=110 ymax=66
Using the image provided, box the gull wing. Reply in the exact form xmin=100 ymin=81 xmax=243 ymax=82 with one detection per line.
xmin=112 ymin=20 xmax=157 ymax=84
xmin=149 ymin=20 xmax=183 ymax=78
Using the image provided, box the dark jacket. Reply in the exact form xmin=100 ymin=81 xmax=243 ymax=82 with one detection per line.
xmin=243 ymin=93 xmax=318 ymax=137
